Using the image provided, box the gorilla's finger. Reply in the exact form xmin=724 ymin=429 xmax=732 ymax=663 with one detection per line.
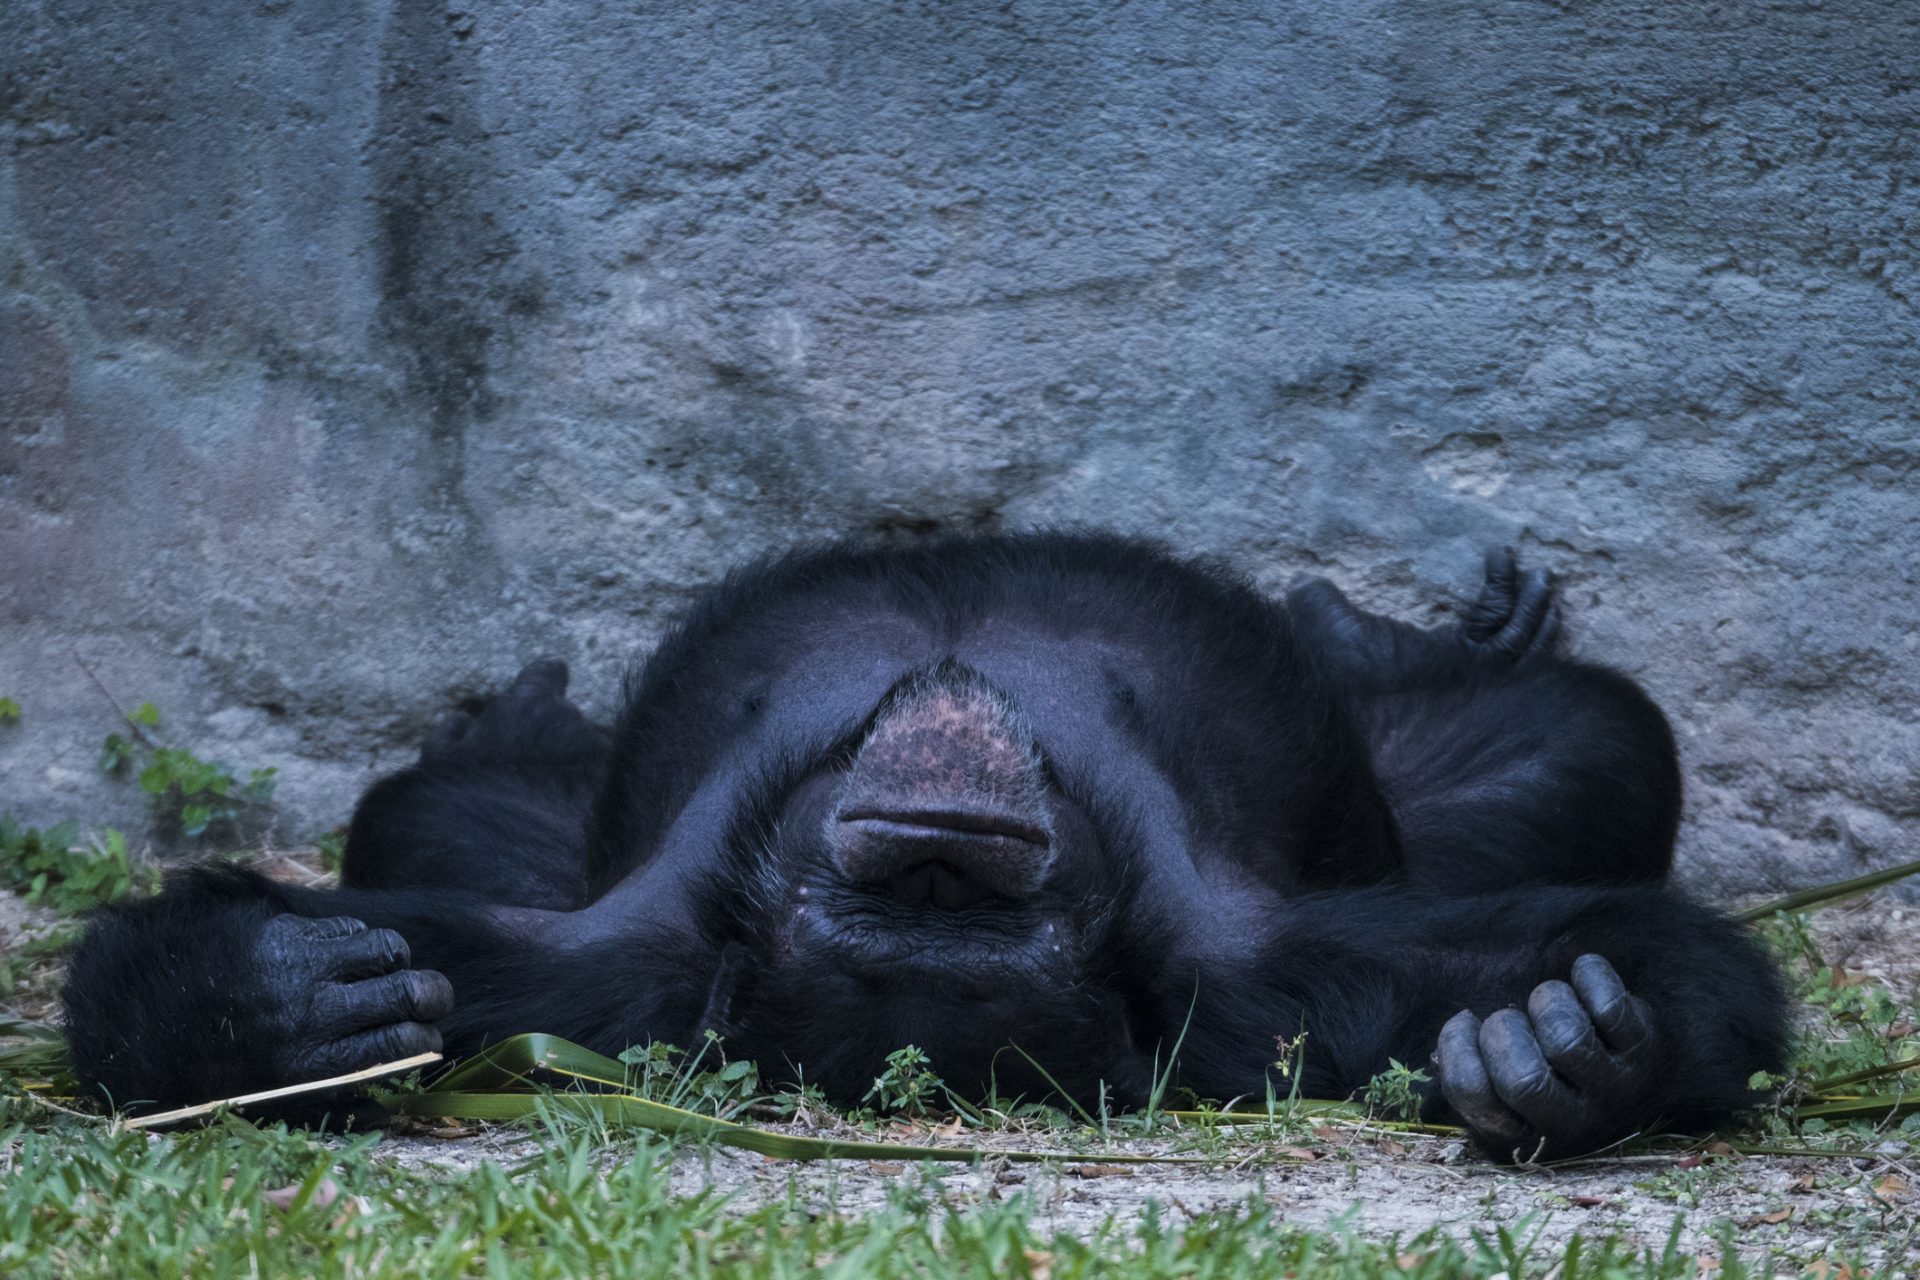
xmin=421 ymin=710 xmax=476 ymax=762
xmin=317 ymin=927 xmax=413 ymax=982
xmin=271 ymin=915 xmax=367 ymax=942
xmin=1571 ymin=954 xmax=1657 ymax=1055
xmin=1285 ymin=578 xmax=1369 ymax=646
xmin=1526 ymin=605 xmax=1564 ymax=658
xmin=1462 ymin=547 xmax=1519 ymax=641
xmin=1436 ymin=1010 xmax=1530 ymax=1147
xmin=1480 ymin=1007 xmax=1583 ymax=1135
xmin=304 ymin=1021 xmax=443 ymax=1077
xmin=1489 ymin=568 xmax=1555 ymax=656
xmin=314 ymin=969 xmax=455 ymax=1035
xmin=1528 ymin=980 xmax=1609 ymax=1086
xmin=509 ymin=657 xmax=570 ymax=699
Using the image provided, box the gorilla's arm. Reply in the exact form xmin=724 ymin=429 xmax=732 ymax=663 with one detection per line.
xmin=62 ymin=867 xmax=711 ymax=1117
xmin=1165 ymin=883 xmax=1787 ymax=1160
xmin=1287 ymin=551 xmax=1680 ymax=889
xmin=1286 ymin=547 xmax=1561 ymax=686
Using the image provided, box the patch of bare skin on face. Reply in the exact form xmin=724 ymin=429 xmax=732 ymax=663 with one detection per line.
xmin=826 ymin=669 xmax=1057 ymax=899
xmin=838 ymin=678 xmax=1051 ymax=833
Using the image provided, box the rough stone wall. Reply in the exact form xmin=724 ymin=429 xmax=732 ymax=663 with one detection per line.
xmin=2 ymin=1 xmax=1916 ymax=891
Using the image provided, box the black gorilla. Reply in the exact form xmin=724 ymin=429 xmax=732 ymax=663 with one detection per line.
xmin=64 ymin=534 xmax=1786 ymax=1158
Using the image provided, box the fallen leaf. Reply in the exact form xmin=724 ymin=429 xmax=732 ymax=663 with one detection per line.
xmin=1066 ymin=1164 xmax=1135 ymax=1179
xmin=1273 ymin=1147 xmax=1319 ymax=1161
xmin=1676 ymin=1154 xmax=1704 ymax=1170
xmin=263 ymin=1178 xmax=341 ymax=1212
xmin=1568 ymin=1194 xmax=1608 ymax=1208
xmin=1874 ymin=1174 xmax=1909 ymax=1198
xmin=419 ymin=1123 xmax=480 ymax=1140
xmin=1739 ymin=1208 xmax=1792 ymax=1227
xmin=931 ymin=1116 xmax=966 ymax=1139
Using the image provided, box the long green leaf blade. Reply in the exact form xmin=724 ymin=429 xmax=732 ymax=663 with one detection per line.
xmin=1735 ymin=856 xmax=1920 ymax=922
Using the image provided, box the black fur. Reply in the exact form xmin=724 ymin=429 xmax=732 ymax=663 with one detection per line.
xmin=62 ymin=533 xmax=1785 ymax=1156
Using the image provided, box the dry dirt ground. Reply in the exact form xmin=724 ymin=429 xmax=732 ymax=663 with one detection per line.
xmin=6 ymin=884 xmax=1917 ymax=1269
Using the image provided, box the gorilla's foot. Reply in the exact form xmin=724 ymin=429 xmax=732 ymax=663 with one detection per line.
xmin=420 ymin=657 xmax=603 ymax=765
xmin=1461 ymin=547 xmax=1561 ymax=659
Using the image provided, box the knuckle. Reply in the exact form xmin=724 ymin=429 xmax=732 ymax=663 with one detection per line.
xmin=404 ymin=970 xmax=452 ymax=1014
xmin=1529 ymin=978 xmax=1576 ymax=1008
xmin=1493 ymin=1062 xmax=1553 ymax=1101
xmin=366 ymin=929 xmax=411 ymax=968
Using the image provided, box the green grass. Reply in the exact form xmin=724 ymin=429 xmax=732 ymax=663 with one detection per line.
xmin=0 ymin=1116 xmax=1874 ymax=1280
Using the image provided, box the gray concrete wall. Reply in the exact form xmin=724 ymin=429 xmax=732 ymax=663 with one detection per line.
xmin=2 ymin=1 xmax=1916 ymax=891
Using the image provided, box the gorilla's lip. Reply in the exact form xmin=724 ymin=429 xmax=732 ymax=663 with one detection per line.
xmin=835 ymin=808 xmax=1049 ymax=846
xmin=833 ymin=810 xmax=1050 ymax=906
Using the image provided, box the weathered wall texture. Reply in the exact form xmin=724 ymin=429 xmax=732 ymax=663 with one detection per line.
xmin=2 ymin=2 xmax=1917 ymax=891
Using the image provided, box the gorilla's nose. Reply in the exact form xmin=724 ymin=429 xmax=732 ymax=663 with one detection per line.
xmin=828 ymin=664 xmax=1053 ymax=907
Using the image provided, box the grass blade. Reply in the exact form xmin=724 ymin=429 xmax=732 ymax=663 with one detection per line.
xmin=1805 ymin=1055 xmax=1920 ymax=1095
xmin=0 ymin=1013 xmax=73 ymax=1079
xmin=1735 ymin=856 xmax=1920 ymax=923
xmin=1789 ymin=1092 xmax=1920 ymax=1123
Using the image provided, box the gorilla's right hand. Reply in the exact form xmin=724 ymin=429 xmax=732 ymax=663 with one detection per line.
xmin=248 ymin=914 xmax=452 ymax=1081
xmin=63 ymin=872 xmax=455 ymax=1118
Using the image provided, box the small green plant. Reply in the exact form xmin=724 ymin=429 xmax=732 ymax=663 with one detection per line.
xmin=315 ymin=829 xmax=348 ymax=873
xmin=0 ymin=697 xmax=20 ymax=724
xmin=138 ymin=747 xmax=278 ymax=839
xmin=1750 ymin=906 xmax=1920 ymax=1137
xmin=616 ymin=1032 xmax=761 ymax=1119
xmin=97 ymin=702 xmax=277 ymax=839
xmin=765 ymin=1075 xmax=829 ymax=1124
xmin=861 ymin=1045 xmax=944 ymax=1116
xmin=1361 ymin=1057 xmax=1430 ymax=1123
xmin=0 ymin=819 xmax=157 ymax=915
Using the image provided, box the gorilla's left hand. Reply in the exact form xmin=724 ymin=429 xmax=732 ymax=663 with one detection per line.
xmin=1432 ymin=954 xmax=1660 ymax=1160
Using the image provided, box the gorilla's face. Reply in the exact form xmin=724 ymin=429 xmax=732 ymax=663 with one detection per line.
xmin=716 ymin=662 xmax=1157 ymax=1106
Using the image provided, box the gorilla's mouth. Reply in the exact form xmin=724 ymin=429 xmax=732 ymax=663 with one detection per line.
xmin=835 ymin=809 xmax=1048 ymax=908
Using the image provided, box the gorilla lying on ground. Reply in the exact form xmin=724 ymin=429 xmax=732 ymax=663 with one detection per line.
xmin=64 ymin=533 xmax=1785 ymax=1159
